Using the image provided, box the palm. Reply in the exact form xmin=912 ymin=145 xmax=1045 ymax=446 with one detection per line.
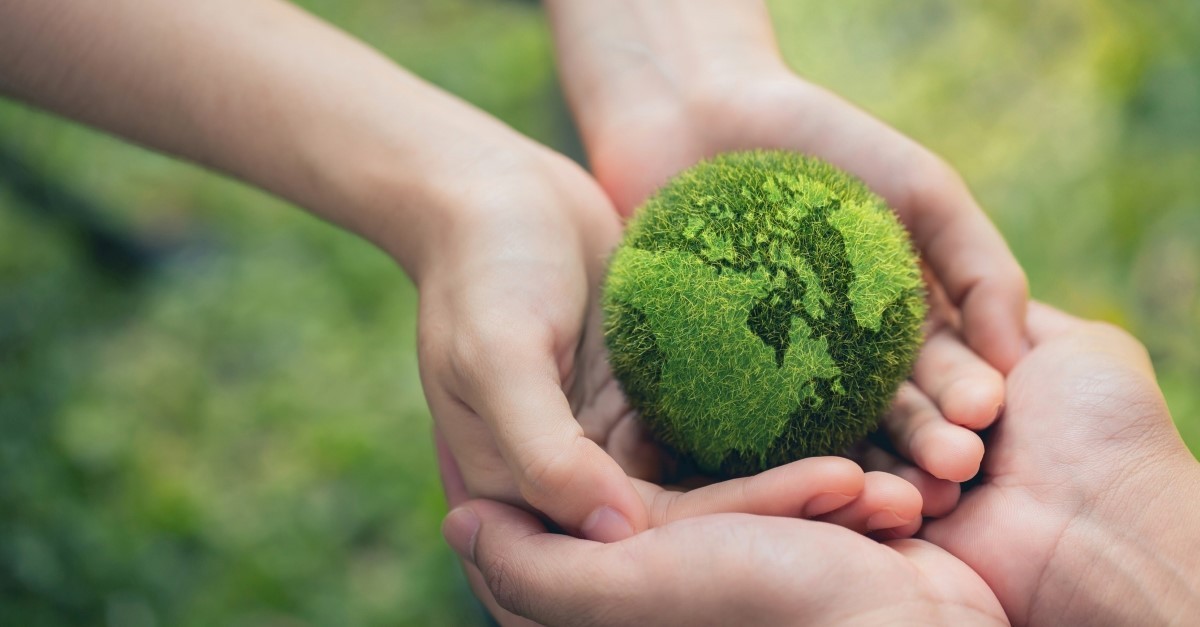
xmin=467 ymin=504 xmax=1007 ymax=627
xmin=420 ymin=152 xmax=741 ymax=525
xmin=427 ymin=154 xmax=930 ymax=536
xmin=922 ymin=311 xmax=1167 ymax=623
xmin=616 ymin=513 xmax=1009 ymax=625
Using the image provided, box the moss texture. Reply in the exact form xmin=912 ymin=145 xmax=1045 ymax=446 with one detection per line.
xmin=603 ymin=151 xmax=926 ymax=477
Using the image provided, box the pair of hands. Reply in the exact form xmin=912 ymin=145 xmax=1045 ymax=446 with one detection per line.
xmin=419 ymin=22 xmax=1028 ymax=626
xmin=1 ymin=0 xmax=1019 ymax=572
xmin=420 ymin=55 xmax=1022 ymax=548
xmin=443 ymin=303 xmax=1200 ymax=626
xmin=3 ymin=0 xmax=1191 ymax=622
xmin=0 ymin=0 xmax=1020 ymax=550
xmin=422 ymin=5 xmax=1200 ymax=625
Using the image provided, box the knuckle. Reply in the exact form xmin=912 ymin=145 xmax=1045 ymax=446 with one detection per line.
xmin=481 ymin=551 xmax=530 ymax=617
xmin=907 ymin=410 xmax=943 ymax=448
xmin=517 ymin=441 xmax=578 ymax=504
xmin=447 ymin=321 xmax=518 ymax=386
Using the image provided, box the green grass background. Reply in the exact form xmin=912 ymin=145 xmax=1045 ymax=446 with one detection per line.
xmin=1 ymin=1 xmax=1196 ymax=625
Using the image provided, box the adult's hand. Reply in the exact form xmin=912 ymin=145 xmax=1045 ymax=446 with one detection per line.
xmin=543 ymin=0 xmax=1016 ymax=495
xmin=544 ymin=0 xmax=1026 ymax=370
xmin=923 ymin=303 xmax=1200 ymax=625
xmin=441 ymin=498 xmax=1007 ymax=626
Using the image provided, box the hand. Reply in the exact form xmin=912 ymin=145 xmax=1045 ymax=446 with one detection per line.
xmin=441 ymin=499 xmax=1008 ymax=626
xmin=421 ymin=147 xmax=926 ymax=541
xmin=546 ymin=0 xmax=1027 ymax=370
xmin=923 ymin=303 xmax=1200 ymax=625
xmin=544 ymin=0 xmax=1017 ymax=493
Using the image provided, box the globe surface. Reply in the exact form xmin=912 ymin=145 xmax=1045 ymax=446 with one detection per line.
xmin=603 ymin=150 xmax=926 ymax=476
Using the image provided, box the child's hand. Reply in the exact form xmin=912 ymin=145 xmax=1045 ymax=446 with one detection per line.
xmin=414 ymin=148 xmax=647 ymax=542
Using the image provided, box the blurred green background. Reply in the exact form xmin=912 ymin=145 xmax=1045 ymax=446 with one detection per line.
xmin=1 ymin=1 xmax=1196 ymax=625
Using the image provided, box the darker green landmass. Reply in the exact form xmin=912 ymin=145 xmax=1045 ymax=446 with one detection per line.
xmin=603 ymin=150 xmax=926 ymax=477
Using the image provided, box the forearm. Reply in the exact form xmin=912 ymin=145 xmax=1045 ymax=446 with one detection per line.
xmin=543 ymin=0 xmax=783 ymax=140
xmin=0 ymin=0 xmax=533 ymax=276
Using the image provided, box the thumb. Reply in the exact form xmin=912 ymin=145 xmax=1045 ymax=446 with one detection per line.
xmin=443 ymin=499 xmax=637 ymax=626
xmin=456 ymin=343 xmax=647 ymax=542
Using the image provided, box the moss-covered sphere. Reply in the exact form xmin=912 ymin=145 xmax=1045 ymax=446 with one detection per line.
xmin=602 ymin=151 xmax=927 ymax=477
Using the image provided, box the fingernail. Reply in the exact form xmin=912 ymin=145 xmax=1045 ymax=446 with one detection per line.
xmin=581 ymin=506 xmax=634 ymax=543
xmin=803 ymin=492 xmax=857 ymax=518
xmin=866 ymin=510 xmax=909 ymax=532
xmin=443 ymin=507 xmax=480 ymax=564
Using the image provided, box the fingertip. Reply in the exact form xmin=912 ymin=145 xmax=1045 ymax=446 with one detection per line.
xmin=795 ymin=455 xmax=867 ymax=493
xmin=857 ymin=445 xmax=960 ymax=518
xmin=913 ymin=425 xmax=984 ymax=484
xmin=443 ymin=506 xmax=482 ymax=564
xmin=788 ymin=457 xmax=868 ymax=517
xmin=581 ymin=505 xmax=636 ymax=543
xmin=870 ymin=516 xmax=922 ymax=541
xmin=961 ymin=278 xmax=1028 ymax=374
xmin=863 ymin=471 xmax=923 ymax=524
xmin=963 ymin=311 xmax=1022 ymax=374
xmin=515 ymin=436 xmax=648 ymax=542
xmin=803 ymin=491 xmax=859 ymax=518
xmin=941 ymin=377 xmax=1005 ymax=431
xmin=888 ymin=464 xmax=961 ymax=518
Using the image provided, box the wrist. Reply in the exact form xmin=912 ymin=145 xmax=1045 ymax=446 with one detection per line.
xmin=321 ymin=122 xmax=554 ymax=282
xmin=544 ymin=0 xmax=787 ymax=145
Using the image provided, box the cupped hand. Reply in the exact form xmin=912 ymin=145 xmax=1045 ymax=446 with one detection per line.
xmin=442 ymin=499 xmax=1008 ymax=626
xmin=585 ymin=64 xmax=1028 ymax=374
xmin=419 ymin=146 xmax=926 ymax=542
xmin=588 ymin=72 xmax=1013 ymax=500
xmin=922 ymin=303 xmax=1200 ymax=625
xmin=545 ymin=2 xmax=1019 ymax=489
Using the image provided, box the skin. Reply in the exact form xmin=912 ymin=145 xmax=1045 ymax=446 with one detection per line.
xmin=0 ymin=0 xmax=1000 ymax=543
xmin=0 ymin=0 xmax=964 ymax=535
xmin=542 ymin=0 xmax=1021 ymax=423
xmin=447 ymin=304 xmax=1200 ymax=626
xmin=445 ymin=502 xmax=1008 ymax=627
xmin=923 ymin=303 xmax=1200 ymax=625
xmin=436 ymin=429 xmax=1000 ymax=627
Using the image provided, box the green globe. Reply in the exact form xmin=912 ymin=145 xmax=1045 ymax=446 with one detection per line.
xmin=602 ymin=150 xmax=927 ymax=477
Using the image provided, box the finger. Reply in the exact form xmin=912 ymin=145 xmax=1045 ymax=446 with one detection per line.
xmin=899 ymin=162 xmax=1029 ymax=374
xmin=815 ymin=471 xmax=922 ymax=536
xmin=883 ymin=382 xmax=985 ymax=483
xmin=913 ymin=328 xmax=1006 ymax=430
xmin=454 ymin=338 xmax=647 ymax=542
xmin=443 ymin=499 xmax=635 ymax=625
xmin=769 ymin=86 xmax=1028 ymax=372
xmin=1025 ymin=300 xmax=1085 ymax=345
xmin=859 ymin=444 xmax=960 ymax=518
xmin=885 ymin=539 xmax=1007 ymax=622
xmin=434 ymin=428 xmax=471 ymax=508
xmin=461 ymin=561 xmax=542 ymax=627
xmin=637 ymin=457 xmax=865 ymax=526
